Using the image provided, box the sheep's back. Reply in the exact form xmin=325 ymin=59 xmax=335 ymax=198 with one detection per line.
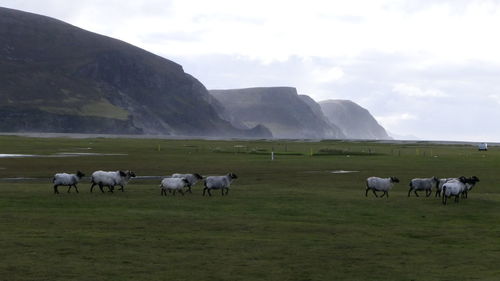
xmin=54 ymin=173 xmax=77 ymax=185
xmin=442 ymin=181 xmax=464 ymax=196
xmin=91 ymin=171 xmax=119 ymax=185
xmin=205 ymin=176 xmax=230 ymax=189
xmin=161 ymin=178 xmax=185 ymax=189
xmin=410 ymin=178 xmax=434 ymax=190
xmin=172 ymin=173 xmax=198 ymax=185
xmin=366 ymin=177 xmax=392 ymax=191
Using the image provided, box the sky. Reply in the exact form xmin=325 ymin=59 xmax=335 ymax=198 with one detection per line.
xmin=2 ymin=0 xmax=500 ymax=142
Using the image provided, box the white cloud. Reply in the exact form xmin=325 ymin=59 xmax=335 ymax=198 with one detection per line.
xmin=488 ymin=94 xmax=500 ymax=105
xmin=392 ymin=83 xmax=448 ymax=98
xmin=312 ymin=67 xmax=344 ymax=83
xmin=376 ymin=113 xmax=418 ymax=128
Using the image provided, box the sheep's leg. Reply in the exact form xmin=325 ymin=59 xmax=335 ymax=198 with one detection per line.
xmin=99 ymin=183 xmax=105 ymax=193
xmin=67 ymin=185 xmax=72 ymax=193
xmin=221 ymin=188 xmax=224 ymax=196
xmin=90 ymin=183 xmax=95 ymax=193
xmin=118 ymin=184 xmax=124 ymax=192
xmin=407 ymin=188 xmax=412 ymax=197
xmin=425 ymin=189 xmax=431 ymax=197
xmin=435 ymin=190 xmax=440 ymax=197
xmin=442 ymin=196 xmax=447 ymax=205
xmin=173 ymin=190 xmax=176 ymax=196
xmin=225 ymin=188 xmax=229 ymax=196
xmin=414 ymin=190 xmax=419 ymax=197
xmin=187 ymin=185 xmax=192 ymax=194
xmin=371 ymin=189 xmax=378 ymax=197
xmin=454 ymin=195 xmax=459 ymax=203
xmin=179 ymin=190 xmax=184 ymax=196
xmin=53 ymin=185 xmax=59 ymax=194
xmin=74 ymin=185 xmax=79 ymax=194
xmin=365 ymin=188 xmax=369 ymax=197
xmin=207 ymin=189 xmax=212 ymax=197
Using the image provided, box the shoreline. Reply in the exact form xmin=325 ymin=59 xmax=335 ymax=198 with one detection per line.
xmin=0 ymin=132 xmax=496 ymax=146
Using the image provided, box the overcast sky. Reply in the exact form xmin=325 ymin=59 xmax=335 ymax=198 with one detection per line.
xmin=2 ymin=0 xmax=500 ymax=141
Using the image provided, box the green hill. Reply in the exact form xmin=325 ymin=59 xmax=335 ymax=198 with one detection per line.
xmin=0 ymin=7 xmax=270 ymax=137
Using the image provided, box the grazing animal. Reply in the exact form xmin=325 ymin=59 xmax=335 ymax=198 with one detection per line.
xmin=171 ymin=173 xmax=203 ymax=193
xmin=435 ymin=178 xmax=456 ymax=197
xmin=90 ymin=170 xmax=135 ymax=193
xmin=365 ymin=177 xmax=399 ymax=198
xmin=442 ymin=176 xmax=467 ymax=205
xmin=160 ymin=177 xmax=189 ymax=196
xmin=53 ymin=171 xmax=85 ymax=194
xmin=203 ymin=173 xmax=238 ymax=196
xmin=461 ymin=176 xmax=480 ymax=199
xmin=408 ymin=177 xmax=439 ymax=197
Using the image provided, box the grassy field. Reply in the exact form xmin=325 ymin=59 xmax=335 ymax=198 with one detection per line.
xmin=0 ymin=135 xmax=499 ymax=281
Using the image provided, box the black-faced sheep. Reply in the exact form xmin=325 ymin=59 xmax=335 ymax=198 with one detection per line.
xmin=365 ymin=176 xmax=399 ymax=198
xmin=203 ymin=173 xmax=238 ymax=196
xmin=53 ymin=171 xmax=85 ymax=194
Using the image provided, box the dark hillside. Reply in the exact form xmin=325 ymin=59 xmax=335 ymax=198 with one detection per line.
xmin=0 ymin=7 xmax=268 ymax=137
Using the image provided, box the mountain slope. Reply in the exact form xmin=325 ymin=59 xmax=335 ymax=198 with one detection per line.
xmin=319 ymin=99 xmax=391 ymax=140
xmin=210 ymin=87 xmax=345 ymax=139
xmin=0 ymin=7 xmax=268 ymax=137
xmin=298 ymin=95 xmax=344 ymax=138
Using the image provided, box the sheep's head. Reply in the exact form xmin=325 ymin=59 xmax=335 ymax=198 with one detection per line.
xmin=76 ymin=171 xmax=85 ymax=178
xmin=193 ymin=173 xmax=203 ymax=179
xmin=458 ymin=176 xmax=467 ymax=183
xmin=431 ymin=176 xmax=439 ymax=183
xmin=128 ymin=171 xmax=136 ymax=178
xmin=468 ymin=176 xmax=480 ymax=183
xmin=390 ymin=177 xmax=400 ymax=183
xmin=228 ymin=173 xmax=238 ymax=179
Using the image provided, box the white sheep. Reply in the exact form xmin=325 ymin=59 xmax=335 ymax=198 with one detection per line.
xmin=53 ymin=171 xmax=85 ymax=194
xmin=435 ymin=177 xmax=477 ymax=198
xmin=203 ymin=173 xmax=238 ymax=196
xmin=90 ymin=170 xmax=135 ymax=193
xmin=434 ymin=178 xmax=457 ymax=197
xmin=408 ymin=177 xmax=439 ymax=197
xmin=442 ymin=176 xmax=467 ymax=205
xmin=160 ymin=177 xmax=189 ymax=196
xmin=365 ymin=176 xmax=399 ymax=198
xmin=171 ymin=173 xmax=203 ymax=193
xmin=113 ymin=170 xmax=136 ymax=192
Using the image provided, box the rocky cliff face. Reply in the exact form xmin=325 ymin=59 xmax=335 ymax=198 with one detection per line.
xmin=0 ymin=7 xmax=270 ymax=138
xmin=210 ymin=87 xmax=345 ymax=139
xmin=319 ymin=100 xmax=391 ymax=140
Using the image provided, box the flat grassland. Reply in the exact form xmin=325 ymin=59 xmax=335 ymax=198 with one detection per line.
xmin=0 ymin=135 xmax=499 ymax=281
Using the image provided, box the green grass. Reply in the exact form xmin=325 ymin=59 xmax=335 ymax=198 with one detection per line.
xmin=40 ymin=98 xmax=130 ymax=120
xmin=0 ymin=135 xmax=499 ymax=280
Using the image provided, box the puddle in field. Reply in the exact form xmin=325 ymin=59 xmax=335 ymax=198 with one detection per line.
xmin=0 ymin=152 xmax=127 ymax=158
xmin=0 ymin=154 xmax=37 ymax=158
xmin=0 ymin=175 xmax=165 ymax=182
xmin=331 ymin=170 xmax=359 ymax=174
xmin=304 ymin=170 xmax=360 ymax=174
xmin=0 ymin=177 xmax=41 ymax=181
